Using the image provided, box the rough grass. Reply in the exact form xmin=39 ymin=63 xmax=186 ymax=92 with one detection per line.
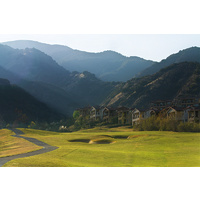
xmin=0 ymin=129 xmax=42 ymax=158
xmin=2 ymin=128 xmax=200 ymax=167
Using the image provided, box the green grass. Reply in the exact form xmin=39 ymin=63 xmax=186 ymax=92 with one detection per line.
xmin=3 ymin=127 xmax=200 ymax=167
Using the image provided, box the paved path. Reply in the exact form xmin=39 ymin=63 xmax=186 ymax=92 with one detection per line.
xmin=0 ymin=129 xmax=58 ymax=167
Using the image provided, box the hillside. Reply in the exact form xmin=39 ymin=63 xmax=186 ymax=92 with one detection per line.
xmin=0 ymin=64 xmax=80 ymax=115
xmin=0 ymin=78 xmax=11 ymax=86
xmin=0 ymin=80 xmax=63 ymax=123
xmin=104 ymin=62 xmax=200 ymax=109
xmin=3 ymin=40 xmax=155 ymax=82
xmin=66 ymin=71 xmax=117 ymax=105
xmin=138 ymin=47 xmax=200 ymax=77
xmin=18 ymin=80 xmax=81 ymax=115
xmin=0 ymin=65 xmax=22 ymax=83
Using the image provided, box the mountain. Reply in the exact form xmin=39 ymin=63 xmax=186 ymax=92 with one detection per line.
xmin=104 ymin=62 xmax=200 ymax=109
xmin=0 ymin=44 xmax=117 ymax=115
xmin=3 ymin=40 xmax=155 ymax=82
xmin=138 ymin=47 xmax=200 ymax=77
xmin=4 ymin=41 xmax=200 ymax=117
xmin=0 ymin=79 xmax=63 ymax=123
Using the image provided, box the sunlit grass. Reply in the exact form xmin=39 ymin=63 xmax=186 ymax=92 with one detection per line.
xmin=3 ymin=128 xmax=200 ymax=167
xmin=0 ymin=129 xmax=42 ymax=158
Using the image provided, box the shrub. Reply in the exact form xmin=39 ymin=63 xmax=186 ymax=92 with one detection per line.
xmin=73 ymin=110 xmax=80 ymax=120
xmin=28 ymin=121 xmax=37 ymax=129
xmin=134 ymin=116 xmax=200 ymax=132
xmin=177 ymin=122 xmax=200 ymax=132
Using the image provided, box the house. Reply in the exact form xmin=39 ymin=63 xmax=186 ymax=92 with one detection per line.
xmin=132 ymin=108 xmax=145 ymax=125
xmin=90 ymin=106 xmax=103 ymax=121
xmin=144 ymin=107 xmax=159 ymax=118
xmin=132 ymin=107 xmax=160 ymax=125
xmin=150 ymin=100 xmax=172 ymax=110
xmin=173 ymin=97 xmax=200 ymax=108
xmin=166 ymin=107 xmax=186 ymax=121
xmin=117 ymin=106 xmax=132 ymax=125
xmin=102 ymin=107 xmax=117 ymax=123
xmin=187 ymin=106 xmax=200 ymax=123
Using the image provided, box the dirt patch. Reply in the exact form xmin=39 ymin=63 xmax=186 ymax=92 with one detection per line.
xmin=108 ymin=92 xmax=124 ymax=106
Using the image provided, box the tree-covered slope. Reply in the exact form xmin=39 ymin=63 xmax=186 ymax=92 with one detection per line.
xmin=104 ymin=62 xmax=200 ymax=109
xmin=0 ymin=80 xmax=63 ymax=123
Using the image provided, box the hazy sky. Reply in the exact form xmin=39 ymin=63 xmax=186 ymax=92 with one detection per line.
xmin=0 ymin=34 xmax=200 ymax=61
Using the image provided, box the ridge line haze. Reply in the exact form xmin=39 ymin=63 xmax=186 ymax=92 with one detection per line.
xmin=2 ymin=39 xmax=199 ymax=62
xmin=1 ymin=34 xmax=200 ymax=61
xmin=3 ymin=40 xmax=156 ymax=82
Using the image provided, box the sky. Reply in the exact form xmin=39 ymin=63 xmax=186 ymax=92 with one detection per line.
xmin=1 ymin=1 xmax=200 ymax=62
xmin=0 ymin=34 xmax=200 ymax=61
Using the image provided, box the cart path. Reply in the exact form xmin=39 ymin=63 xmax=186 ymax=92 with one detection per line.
xmin=0 ymin=129 xmax=58 ymax=167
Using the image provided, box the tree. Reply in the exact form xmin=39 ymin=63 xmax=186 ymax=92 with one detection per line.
xmin=73 ymin=110 xmax=80 ymax=120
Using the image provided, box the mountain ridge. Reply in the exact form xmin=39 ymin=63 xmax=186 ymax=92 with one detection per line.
xmin=138 ymin=46 xmax=200 ymax=77
xmin=3 ymin=40 xmax=155 ymax=82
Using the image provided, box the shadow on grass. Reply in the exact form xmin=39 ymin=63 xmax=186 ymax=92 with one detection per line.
xmin=112 ymin=135 xmax=130 ymax=139
xmin=68 ymin=139 xmax=90 ymax=143
xmin=99 ymin=135 xmax=113 ymax=138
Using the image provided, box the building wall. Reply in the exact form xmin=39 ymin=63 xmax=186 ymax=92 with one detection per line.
xmin=188 ymin=110 xmax=200 ymax=122
xmin=118 ymin=111 xmax=132 ymax=125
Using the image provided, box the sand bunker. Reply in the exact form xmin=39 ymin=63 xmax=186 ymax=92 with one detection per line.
xmin=68 ymin=138 xmax=116 ymax=144
xmin=89 ymin=139 xmax=116 ymax=144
